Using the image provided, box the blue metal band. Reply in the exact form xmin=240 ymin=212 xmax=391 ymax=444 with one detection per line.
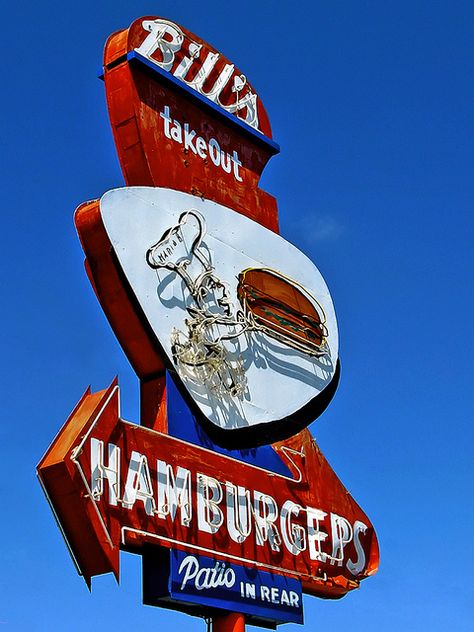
xmin=123 ymin=50 xmax=280 ymax=156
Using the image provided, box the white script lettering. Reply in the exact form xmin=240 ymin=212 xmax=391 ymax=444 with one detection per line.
xmin=160 ymin=106 xmax=243 ymax=181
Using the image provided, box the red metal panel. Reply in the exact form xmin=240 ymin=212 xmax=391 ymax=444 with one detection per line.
xmin=75 ymin=200 xmax=166 ymax=380
xmin=39 ymin=15 xmax=380 ymax=608
xmin=37 ymin=381 xmax=121 ymax=586
xmin=102 ymin=17 xmax=279 ymax=232
xmin=39 ymin=383 xmax=378 ymax=599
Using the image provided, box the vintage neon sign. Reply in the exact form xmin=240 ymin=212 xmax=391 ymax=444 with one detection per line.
xmin=89 ymin=437 xmax=369 ymax=573
xmin=38 ymin=13 xmax=379 ymax=627
xmin=100 ymin=15 xmax=278 ymax=230
xmin=38 ymin=381 xmax=378 ymax=593
xmin=134 ymin=18 xmax=260 ymax=130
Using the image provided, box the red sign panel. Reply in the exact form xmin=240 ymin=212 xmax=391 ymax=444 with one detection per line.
xmin=102 ymin=16 xmax=278 ymax=229
xmin=38 ymin=381 xmax=378 ymax=597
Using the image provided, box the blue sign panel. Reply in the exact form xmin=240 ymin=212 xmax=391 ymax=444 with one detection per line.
xmin=142 ymin=376 xmax=303 ymax=626
xmin=166 ymin=372 xmax=293 ymax=478
xmin=166 ymin=550 xmax=303 ymax=625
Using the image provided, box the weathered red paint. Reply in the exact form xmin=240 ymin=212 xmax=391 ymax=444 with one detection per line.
xmin=75 ymin=200 xmax=166 ymax=381
xmin=76 ymin=16 xmax=285 ymax=429
xmin=37 ymin=380 xmax=120 ymax=587
xmin=39 ymin=15 xmax=380 ymax=610
xmin=37 ymin=382 xmax=379 ymax=598
xmin=102 ymin=16 xmax=279 ymax=232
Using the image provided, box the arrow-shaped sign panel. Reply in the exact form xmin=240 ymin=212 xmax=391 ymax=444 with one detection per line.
xmin=37 ymin=381 xmax=121 ymax=587
xmin=38 ymin=382 xmax=378 ymax=597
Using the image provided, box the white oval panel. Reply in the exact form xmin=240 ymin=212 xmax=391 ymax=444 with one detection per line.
xmin=100 ymin=187 xmax=338 ymax=434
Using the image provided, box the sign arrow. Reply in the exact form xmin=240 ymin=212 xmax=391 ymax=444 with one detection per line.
xmin=38 ymin=380 xmax=378 ymax=597
xmin=37 ymin=380 xmax=121 ymax=588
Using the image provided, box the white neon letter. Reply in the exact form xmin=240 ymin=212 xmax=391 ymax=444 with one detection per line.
xmin=135 ymin=19 xmax=184 ymax=71
xmin=231 ymin=150 xmax=243 ymax=182
xmin=201 ymin=63 xmax=235 ymax=102
xmin=307 ymin=507 xmax=328 ymax=562
xmin=160 ymin=105 xmax=172 ymax=139
xmin=347 ymin=520 xmax=368 ymax=575
xmin=156 ymin=460 xmax=192 ymax=526
xmin=170 ymin=119 xmax=183 ymax=144
xmin=182 ymin=51 xmax=219 ymax=92
xmin=173 ymin=41 xmax=203 ymax=80
xmin=90 ymin=438 xmax=120 ymax=506
xmin=178 ymin=555 xmax=199 ymax=589
xmin=208 ymin=138 xmax=221 ymax=166
xmin=196 ymin=137 xmax=207 ymax=159
xmin=122 ymin=451 xmax=155 ymax=516
xmin=280 ymin=500 xmax=306 ymax=556
xmin=330 ymin=513 xmax=353 ymax=566
xmin=197 ymin=474 xmax=223 ymax=534
xmin=253 ymin=491 xmax=281 ymax=552
xmin=226 ymin=483 xmax=251 ymax=543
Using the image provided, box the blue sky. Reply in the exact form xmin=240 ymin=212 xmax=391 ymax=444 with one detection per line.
xmin=1 ymin=1 xmax=473 ymax=630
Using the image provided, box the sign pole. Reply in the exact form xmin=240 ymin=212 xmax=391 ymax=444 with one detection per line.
xmin=212 ymin=612 xmax=245 ymax=632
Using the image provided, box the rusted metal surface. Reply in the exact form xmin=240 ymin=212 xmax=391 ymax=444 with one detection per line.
xmin=37 ymin=381 xmax=120 ymax=587
xmin=38 ymin=382 xmax=378 ymax=598
xmin=38 ymin=15 xmax=379 ymax=617
xmin=102 ymin=16 xmax=279 ymax=232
